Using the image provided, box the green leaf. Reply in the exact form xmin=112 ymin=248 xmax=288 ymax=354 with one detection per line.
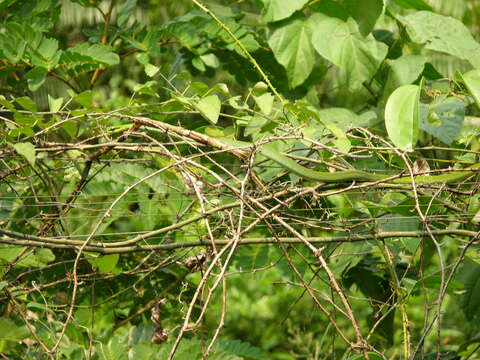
xmin=0 ymin=281 xmax=7 ymax=291
xmin=253 ymin=92 xmax=274 ymax=115
xmin=260 ymin=0 xmax=309 ymax=23
xmin=268 ymin=13 xmax=316 ymax=88
xmin=317 ymin=107 xmax=365 ymax=131
xmin=0 ymin=318 xmax=30 ymax=352
xmin=48 ymin=95 xmax=64 ymax=112
xmin=382 ymin=54 xmax=426 ymax=101
xmin=31 ymin=37 xmax=60 ymax=69
xmin=215 ymin=339 xmax=268 ymax=360
xmin=15 ymin=96 xmax=37 ymax=112
xmin=457 ymin=260 xmax=480 ymax=322
xmin=62 ymin=121 xmax=78 ymax=138
xmin=144 ymin=63 xmax=159 ymax=77
xmin=59 ymin=43 xmax=119 ymax=77
xmin=67 ymin=43 xmax=120 ymax=66
xmin=245 ymin=114 xmax=269 ymax=138
xmin=0 ymin=96 xmax=14 ymax=110
xmin=420 ymin=97 xmax=466 ymax=145
xmin=199 ymin=53 xmax=220 ymax=68
xmin=25 ymin=66 xmax=48 ymax=91
xmin=311 ymin=14 xmax=388 ymax=90
xmin=0 ymin=247 xmax=55 ymax=268
xmin=195 ymin=95 xmax=221 ymax=124
xmin=13 ymin=112 xmax=36 ymax=127
xmin=192 ymin=56 xmax=206 ymax=72
xmin=117 ymin=0 xmax=137 ymax=28
xmin=88 ymin=254 xmax=120 ymax=274
xmin=460 ymin=69 xmax=480 ymax=109
xmin=13 ymin=142 xmax=36 ymax=166
xmin=342 ymin=0 xmax=384 ymax=36
xmin=400 ymin=11 xmax=480 ymax=69
xmin=390 ymin=0 xmax=432 ymax=10
xmin=385 ymin=84 xmax=420 ymax=151
xmin=74 ymin=90 xmax=93 ymax=108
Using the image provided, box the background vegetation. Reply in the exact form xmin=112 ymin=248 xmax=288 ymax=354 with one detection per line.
xmin=1 ymin=0 xmax=480 ymax=359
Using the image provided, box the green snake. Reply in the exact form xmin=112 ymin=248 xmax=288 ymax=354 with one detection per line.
xmin=220 ymin=138 xmax=480 ymax=184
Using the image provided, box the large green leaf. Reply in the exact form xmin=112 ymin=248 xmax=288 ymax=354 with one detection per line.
xmin=420 ymin=97 xmax=466 ymax=145
xmin=342 ymin=0 xmax=384 ymax=36
xmin=195 ymin=95 xmax=221 ymax=124
xmin=317 ymin=107 xmax=372 ymax=131
xmin=461 ymin=69 xmax=480 ymax=109
xmin=400 ymin=11 xmax=480 ymax=69
xmin=385 ymin=84 xmax=420 ymax=151
xmin=12 ymin=142 xmax=36 ymax=166
xmin=382 ymin=54 xmax=426 ymax=101
xmin=260 ymin=0 xmax=309 ymax=23
xmin=268 ymin=13 xmax=316 ymax=88
xmin=311 ymin=14 xmax=388 ymax=90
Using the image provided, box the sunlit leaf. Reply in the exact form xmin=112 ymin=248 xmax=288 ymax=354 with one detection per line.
xmin=253 ymin=93 xmax=274 ymax=115
xmin=13 ymin=142 xmax=36 ymax=166
xmin=260 ymin=0 xmax=309 ymax=23
xmin=385 ymin=84 xmax=420 ymax=151
xmin=195 ymin=95 xmax=221 ymax=124
xmin=311 ymin=14 xmax=388 ymax=90
xmin=268 ymin=13 xmax=316 ymax=88
xmin=461 ymin=69 xmax=480 ymax=109
xmin=400 ymin=11 xmax=480 ymax=69
xmin=420 ymin=97 xmax=466 ymax=145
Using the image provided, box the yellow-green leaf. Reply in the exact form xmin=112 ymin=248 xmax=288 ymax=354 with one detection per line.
xmin=13 ymin=142 xmax=36 ymax=166
xmin=385 ymin=84 xmax=420 ymax=151
xmin=195 ymin=95 xmax=221 ymax=124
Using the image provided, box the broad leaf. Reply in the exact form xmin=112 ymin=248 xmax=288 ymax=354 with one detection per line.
xmin=195 ymin=95 xmax=221 ymax=124
xmin=342 ymin=0 xmax=384 ymax=36
xmin=25 ymin=66 xmax=47 ymax=91
xmin=420 ymin=97 xmax=466 ymax=145
xmin=253 ymin=93 xmax=274 ymax=115
xmin=48 ymin=95 xmax=64 ymax=112
xmin=317 ymin=107 xmax=369 ymax=130
xmin=385 ymin=84 xmax=420 ymax=151
xmin=13 ymin=142 xmax=36 ymax=166
xmin=0 ymin=247 xmax=54 ymax=267
xmin=15 ymin=96 xmax=37 ymax=112
xmin=401 ymin=11 xmax=480 ymax=69
xmin=461 ymin=69 xmax=480 ymax=109
xmin=268 ymin=13 xmax=316 ymax=88
xmin=382 ymin=54 xmax=426 ymax=101
xmin=260 ymin=0 xmax=309 ymax=23
xmin=144 ymin=63 xmax=160 ymax=77
xmin=311 ymin=14 xmax=388 ymax=90
xmin=88 ymin=254 xmax=120 ymax=274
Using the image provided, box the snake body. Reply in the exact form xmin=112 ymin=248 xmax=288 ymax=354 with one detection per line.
xmin=221 ymin=138 xmax=480 ymax=184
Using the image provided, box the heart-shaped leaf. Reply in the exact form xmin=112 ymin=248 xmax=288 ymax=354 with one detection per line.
xmin=196 ymin=95 xmax=221 ymax=124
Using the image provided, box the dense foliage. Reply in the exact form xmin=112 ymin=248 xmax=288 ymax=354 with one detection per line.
xmin=1 ymin=0 xmax=480 ymax=359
